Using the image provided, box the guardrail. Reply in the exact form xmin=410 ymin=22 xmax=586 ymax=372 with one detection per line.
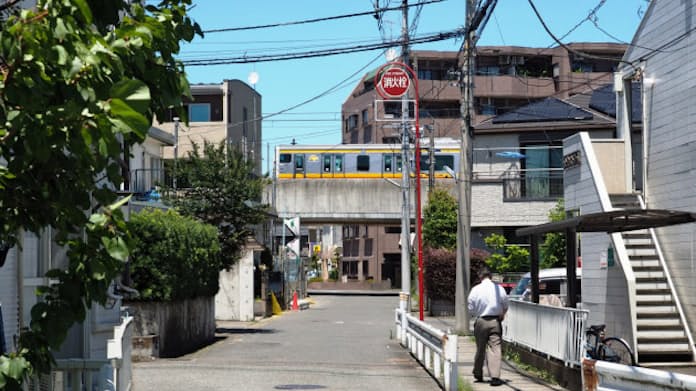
xmin=503 ymin=299 xmax=588 ymax=367
xmin=583 ymin=358 xmax=696 ymax=391
xmin=395 ymin=309 xmax=458 ymax=391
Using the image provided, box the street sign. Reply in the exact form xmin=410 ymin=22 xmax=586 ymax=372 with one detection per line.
xmin=284 ymin=217 xmax=301 ymax=257
xmin=378 ymin=67 xmax=410 ymax=98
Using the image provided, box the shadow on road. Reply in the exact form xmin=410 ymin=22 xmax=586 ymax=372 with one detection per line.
xmin=215 ymin=327 xmax=277 ymax=335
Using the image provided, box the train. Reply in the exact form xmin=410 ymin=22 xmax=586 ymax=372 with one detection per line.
xmin=275 ymin=141 xmax=461 ymax=179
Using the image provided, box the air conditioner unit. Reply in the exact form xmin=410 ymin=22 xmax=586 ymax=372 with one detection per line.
xmin=498 ymin=55 xmax=511 ymax=65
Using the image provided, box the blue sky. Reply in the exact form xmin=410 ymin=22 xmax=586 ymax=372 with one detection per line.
xmin=179 ymin=0 xmax=649 ymax=174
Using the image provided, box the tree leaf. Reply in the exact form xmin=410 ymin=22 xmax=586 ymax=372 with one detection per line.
xmin=109 ymin=79 xmax=150 ymax=114
xmin=109 ymin=98 xmax=150 ymax=136
xmin=102 ymin=236 xmax=129 ymax=262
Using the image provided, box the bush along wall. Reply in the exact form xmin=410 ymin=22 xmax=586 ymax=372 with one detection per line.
xmin=127 ymin=208 xmax=222 ymax=301
xmin=424 ymin=247 xmax=491 ymax=301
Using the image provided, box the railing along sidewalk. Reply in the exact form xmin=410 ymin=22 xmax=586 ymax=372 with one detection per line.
xmin=395 ymin=309 xmax=458 ymax=391
xmin=503 ymin=299 xmax=588 ymax=367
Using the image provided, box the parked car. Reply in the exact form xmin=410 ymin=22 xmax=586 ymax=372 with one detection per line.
xmin=510 ymin=268 xmax=581 ymax=306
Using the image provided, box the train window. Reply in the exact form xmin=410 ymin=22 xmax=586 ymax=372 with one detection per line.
xmin=335 ymin=155 xmax=343 ymax=172
xmin=279 ymin=154 xmax=291 ymax=163
xmin=435 ymin=155 xmax=455 ymax=170
xmin=383 ymin=154 xmax=393 ymax=172
xmin=323 ymin=155 xmax=331 ymax=172
xmin=396 ymin=155 xmax=403 ymax=172
xmin=295 ymin=155 xmax=304 ymax=170
xmin=357 ymin=155 xmax=370 ymax=171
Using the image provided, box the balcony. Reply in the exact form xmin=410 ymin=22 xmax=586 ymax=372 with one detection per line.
xmin=474 ymin=75 xmax=556 ymax=98
xmin=502 ymin=170 xmax=564 ymax=201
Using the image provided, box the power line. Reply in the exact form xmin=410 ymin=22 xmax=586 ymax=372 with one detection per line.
xmin=526 ymin=0 xmax=628 ymax=64
xmin=202 ymin=0 xmax=445 ymax=33
xmin=182 ymin=29 xmax=464 ymax=66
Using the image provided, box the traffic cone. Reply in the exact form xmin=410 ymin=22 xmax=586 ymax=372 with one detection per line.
xmin=291 ymin=290 xmax=299 ymax=311
xmin=270 ymin=292 xmax=282 ymax=315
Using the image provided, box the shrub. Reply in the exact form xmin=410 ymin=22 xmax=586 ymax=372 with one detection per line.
xmin=424 ymin=247 xmax=492 ymax=301
xmin=128 ymin=208 xmax=222 ymax=301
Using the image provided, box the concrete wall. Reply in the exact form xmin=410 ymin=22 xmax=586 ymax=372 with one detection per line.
xmin=127 ymin=296 xmax=215 ymax=358
xmin=564 ymin=134 xmax=634 ymax=348
xmin=618 ymin=0 xmax=696 ymax=340
xmin=216 ymin=247 xmax=255 ymax=321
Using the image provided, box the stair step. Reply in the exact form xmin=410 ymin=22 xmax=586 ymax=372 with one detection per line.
xmin=638 ymin=343 xmax=692 ymax=354
xmin=630 ymin=259 xmax=661 ymax=269
xmin=628 ymin=254 xmax=660 ymax=261
xmin=637 ymin=330 xmax=686 ymax=340
xmin=637 ymin=294 xmax=674 ymax=303
xmin=636 ymin=306 xmax=678 ymax=315
xmin=635 ymin=271 xmax=666 ymax=279
xmin=637 ymin=318 xmax=682 ymax=328
xmin=627 ymin=248 xmax=658 ymax=257
xmin=623 ymin=229 xmax=650 ymax=235
xmin=636 ymin=282 xmax=669 ymax=291
xmin=623 ymin=237 xmax=653 ymax=246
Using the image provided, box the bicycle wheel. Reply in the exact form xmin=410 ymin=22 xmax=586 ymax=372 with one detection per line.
xmin=599 ymin=337 xmax=636 ymax=366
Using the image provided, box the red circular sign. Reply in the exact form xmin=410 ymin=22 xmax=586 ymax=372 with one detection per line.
xmin=378 ymin=67 xmax=410 ymax=98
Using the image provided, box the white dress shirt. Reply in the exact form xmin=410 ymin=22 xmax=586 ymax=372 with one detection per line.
xmin=467 ymin=278 xmax=509 ymax=318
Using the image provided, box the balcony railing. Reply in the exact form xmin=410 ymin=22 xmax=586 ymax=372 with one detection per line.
xmin=502 ymin=170 xmax=564 ymax=201
xmin=129 ymin=168 xmax=170 ymax=194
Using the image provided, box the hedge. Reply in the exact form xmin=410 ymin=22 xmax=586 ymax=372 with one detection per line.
xmin=127 ymin=208 xmax=222 ymax=301
xmin=424 ymin=247 xmax=490 ymax=301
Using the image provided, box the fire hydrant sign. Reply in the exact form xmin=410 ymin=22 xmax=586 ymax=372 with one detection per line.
xmin=378 ymin=67 xmax=410 ymax=98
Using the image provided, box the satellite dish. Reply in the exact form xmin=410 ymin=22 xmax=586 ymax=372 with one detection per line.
xmin=247 ymin=71 xmax=259 ymax=86
xmin=385 ymin=48 xmax=398 ymax=62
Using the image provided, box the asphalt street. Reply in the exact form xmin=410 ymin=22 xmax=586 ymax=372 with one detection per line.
xmin=133 ymin=295 xmax=439 ymax=390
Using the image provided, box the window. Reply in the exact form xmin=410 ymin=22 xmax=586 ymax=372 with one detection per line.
xmin=396 ymin=155 xmax=403 ymax=172
xmin=420 ymin=155 xmax=455 ymax=171
xmin=362 ymin=260 xmax=369 ymax=277
xmin=348 ymin=114 xmax=358 ymax=130
xmin=362 ymin=109 xmax=369 ymax=125
xmin=323 ymin=155 xmax=331 ymax=172
xmin=279 ymin=154 xmax=292 ymax=163
xmin=357 ymin=155 xmax=370 ymax=171
xmin=385 ymin=226 xmax=401 ymax=234
xmin=383 ymin=154 xmax=393 ymax=172
xmin=189 ymin=103 xmax=211 ymax=122
xmin=335 ymin=155 xmax=343 ymax=172
xmin=295 ymin=154 xmax=304 ymax=170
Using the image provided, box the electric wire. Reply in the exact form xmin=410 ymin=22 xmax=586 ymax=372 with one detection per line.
xmin=182 ymin=29 xmax=463 ymax=65
xmin=202 ymin=0 xmax=445 ymax=33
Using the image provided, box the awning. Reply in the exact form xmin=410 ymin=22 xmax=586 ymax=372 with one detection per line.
xmin=516 ymin=209 xmax=696 ymax=236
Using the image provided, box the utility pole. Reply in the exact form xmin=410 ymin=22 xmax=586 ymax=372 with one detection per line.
xmin=455 ymin=0 xmax=497 ymax=335
xmin=455 ymin=0 xmax=476 ymax=335
xmin=399 ymin=0 xmax=411 ymax=317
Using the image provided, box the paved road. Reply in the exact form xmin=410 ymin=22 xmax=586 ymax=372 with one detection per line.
xmin=133 ymin=295 xmax=438 ymax=390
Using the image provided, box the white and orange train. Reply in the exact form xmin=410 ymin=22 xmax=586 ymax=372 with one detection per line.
xmin=275 ymin=141 xmax=461 ymax=180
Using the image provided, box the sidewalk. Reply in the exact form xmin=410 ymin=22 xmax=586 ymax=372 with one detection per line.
xmin=426 ymin=316 xmax=569 ymax=391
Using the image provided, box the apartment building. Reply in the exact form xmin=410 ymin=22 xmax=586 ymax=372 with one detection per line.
xmin=342 ymin=43 xmax=626 ymax=144
xmin=157 ymin=79 xmax=263 ymax=176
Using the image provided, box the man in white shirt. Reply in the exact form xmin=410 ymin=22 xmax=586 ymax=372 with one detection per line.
xmin=467 ymin=266 xmax=509 ymax=386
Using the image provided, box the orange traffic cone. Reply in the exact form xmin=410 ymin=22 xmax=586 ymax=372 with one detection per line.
xmin=291 ymin=290 xmax=299 ymax=311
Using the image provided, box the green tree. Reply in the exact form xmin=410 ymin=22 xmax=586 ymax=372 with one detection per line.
xmin=484 ymin=233 xmax=530 ymax=274
xmin=0 ymin=1 xmax=199 ymax=387
xmin=541 ymin=199 xmax=566 ymax=268
xmin=422 ymin=187 xmax=457 ymax=250
xmin=168 ymin=141 xmax=269 ymax=269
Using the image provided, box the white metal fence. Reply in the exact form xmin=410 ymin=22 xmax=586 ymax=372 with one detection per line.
xmin=395 ymin=309 xmax=458 ymax=391
xmin=502 ymin=299 xmax=588 ymax=367
xmin=583 ymin=358 xmax=696 ymax=391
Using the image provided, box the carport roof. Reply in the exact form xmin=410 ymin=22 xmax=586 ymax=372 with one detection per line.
xmin=516 ymin=209 xmax=696 ymax=236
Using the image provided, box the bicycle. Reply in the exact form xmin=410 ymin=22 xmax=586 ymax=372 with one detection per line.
xmin=585 ymin=324 xmax=636 ymax=366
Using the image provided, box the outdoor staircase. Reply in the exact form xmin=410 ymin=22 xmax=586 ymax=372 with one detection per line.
xmin=611 ymin=194 xmax=694 ymax=362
